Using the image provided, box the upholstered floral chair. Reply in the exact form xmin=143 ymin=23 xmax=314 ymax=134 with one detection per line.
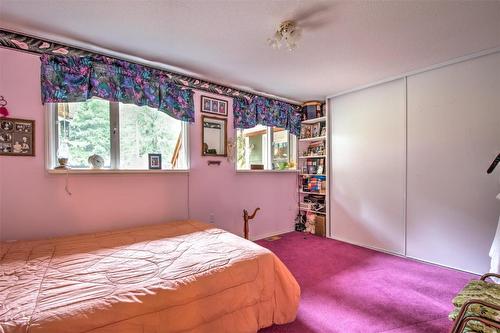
xmin=449 ymin=273 xmax=500 ymax=333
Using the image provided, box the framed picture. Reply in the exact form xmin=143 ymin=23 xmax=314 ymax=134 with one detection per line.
xmin=300 ymin=124 xmax=312 ymax=139
xmin=311 ymin=123 xmax=321 ymax=138
xmin=300 ymin=125 xmax=307 ymax=139
xmin=201 ymin=95 xmax=228 ymax=117
xmin=0 ymin=118 xmax=35 ymax=156
xmin=148 ymin=153 xmax=162 ymax=169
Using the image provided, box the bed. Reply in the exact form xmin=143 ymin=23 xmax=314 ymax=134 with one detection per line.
xmin=0 ymin=220 xmax=300 ymax=333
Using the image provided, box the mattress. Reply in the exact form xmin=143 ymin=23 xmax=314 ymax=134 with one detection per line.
xmin=0 ymin=220 xmax=300 ymax=333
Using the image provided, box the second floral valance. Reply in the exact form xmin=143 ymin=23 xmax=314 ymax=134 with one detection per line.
xmin=233 ymin=96 xmax=301 ymax=136
xmin=40 ymin=55 xmax=195 ymax=122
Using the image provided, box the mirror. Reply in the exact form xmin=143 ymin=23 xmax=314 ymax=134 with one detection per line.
xmin=202 ymin=116 xmax=227 ymax=156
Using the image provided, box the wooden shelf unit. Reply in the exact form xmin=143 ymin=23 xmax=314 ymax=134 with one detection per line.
xmin=298 ymin=155 xmax=326 ymax=159
xmin=301 ymin=116 xmax=327 ymax=124
xmin=298 ymin=136 xmax=326 ymax=142
xmin=297 ymin=101 xmax=329 ymax=237
xmin=300 ymin=209 xmax=326 ymax=215
xmin=299 ymin=190 xmax=326 ymax=196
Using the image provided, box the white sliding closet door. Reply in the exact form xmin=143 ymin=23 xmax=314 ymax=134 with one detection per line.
xmin=330 ymin=79 xmax=406 ymax=254
xmin=407 ymin=52 xmax=500 ymax=273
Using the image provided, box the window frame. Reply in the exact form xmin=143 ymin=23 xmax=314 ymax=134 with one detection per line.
xmin=235 ymin=126 xmax=297 ymax=172
xmin=45 ymin=102 xmax=190 ymax=173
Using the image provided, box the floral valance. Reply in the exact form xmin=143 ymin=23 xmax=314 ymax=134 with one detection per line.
xmin=233 ymin=96 xmax=301 ymax=135
xmin=40 ymin=55 xmax=194 ymax=122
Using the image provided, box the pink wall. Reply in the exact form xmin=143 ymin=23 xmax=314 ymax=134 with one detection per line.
xmin=0 ymin=49 xmax=4 ymax=240
xmin=0 ymin=48 xmax=189 ymax=241
xmin=189 ymin=91 xmax=298 ymax=239
xmin=0 ymin=48 xmax=297 ymax=241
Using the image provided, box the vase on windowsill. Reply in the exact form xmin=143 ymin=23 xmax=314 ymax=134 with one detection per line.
xmin=55 ymin=143 xmax=70 ymax=170
xmin=55 ymin=157 xmax=70 ymax=170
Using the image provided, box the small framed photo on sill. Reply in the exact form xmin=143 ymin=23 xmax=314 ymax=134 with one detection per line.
xmin=201 ymin=95 xmax=227 ymax=117
xmin=148 ymin=154 xmax=162 ymax=169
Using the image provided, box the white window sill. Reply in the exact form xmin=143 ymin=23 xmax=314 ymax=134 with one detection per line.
xmin=47 ymin=168 xmax=189 ymax=175
xmin=235 ymin=169 xmax=298 ymax=174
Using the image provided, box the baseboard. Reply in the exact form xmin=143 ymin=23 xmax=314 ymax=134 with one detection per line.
xmin=328 ymin=235 xmax=405 ymax=257
xmin=328 ymin=235 xmax=480 ymax=276
xmin=405 ymin=255 xmax=480 ymax=276
xmin=252 ymin=227 xmax=295 ymax=241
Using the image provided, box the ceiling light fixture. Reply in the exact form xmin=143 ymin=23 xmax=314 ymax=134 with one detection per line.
xmin=267 ymin=20 xmax=301 ymax=51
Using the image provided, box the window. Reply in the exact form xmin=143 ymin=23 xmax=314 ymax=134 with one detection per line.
xmin=118 ymin=103 xmax=186 ymax=169
xmin=49 ymin=99 xmax=188 ymax=171
xmin=236 ymin=125 xmax=296 ymax=171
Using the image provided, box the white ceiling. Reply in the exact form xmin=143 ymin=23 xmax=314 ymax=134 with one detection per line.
xmin=1 ymin=0 xmax=500 ymax=101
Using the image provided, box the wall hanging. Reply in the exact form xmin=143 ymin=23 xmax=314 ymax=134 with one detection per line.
xmin=201 ymin=95 xmax=228 ymax=117
xmin=0 ymin=118 xmax=35 ymax=156
xmin=0 ymin=96 xmax=9 ymax=117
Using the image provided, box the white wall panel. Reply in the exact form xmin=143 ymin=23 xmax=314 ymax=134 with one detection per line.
xmin=330 ymin=79 xmax=406 ymax=254
xmin=407 ymin=52 xmax=500 ymax=273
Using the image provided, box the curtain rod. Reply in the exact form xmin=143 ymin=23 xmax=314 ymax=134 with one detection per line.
xmin=0 ymin=28 xmax=301 ymax=106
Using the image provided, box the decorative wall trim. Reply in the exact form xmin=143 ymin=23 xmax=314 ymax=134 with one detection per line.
xmin=329 ymin=235 xmax=478 ymax=275
xmin=0 ymin=28 xmax=301 ymax=106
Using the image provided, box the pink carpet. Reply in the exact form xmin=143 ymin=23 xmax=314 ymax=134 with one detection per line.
xmin=257 ymin=232 xmax=476 ymax=333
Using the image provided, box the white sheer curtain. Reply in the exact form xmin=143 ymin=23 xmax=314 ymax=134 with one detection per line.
xmin=490 ymin=191 xmax=500 ymax=278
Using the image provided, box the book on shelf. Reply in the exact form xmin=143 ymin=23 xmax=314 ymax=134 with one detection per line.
xmin=301 ymin=158 xmax=325 ymax=175
xmin=301 ymin=174 xmax=326 ymax=193
xmin=306 ymin=159 xmax=316 ymax=174
xmin=305 ymin=141 xmax=325 ymax=156
xmin=299 ymin=122 xmax=326 ymax=140
xmin=317 ymin=159 xmax=325 ymax=174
